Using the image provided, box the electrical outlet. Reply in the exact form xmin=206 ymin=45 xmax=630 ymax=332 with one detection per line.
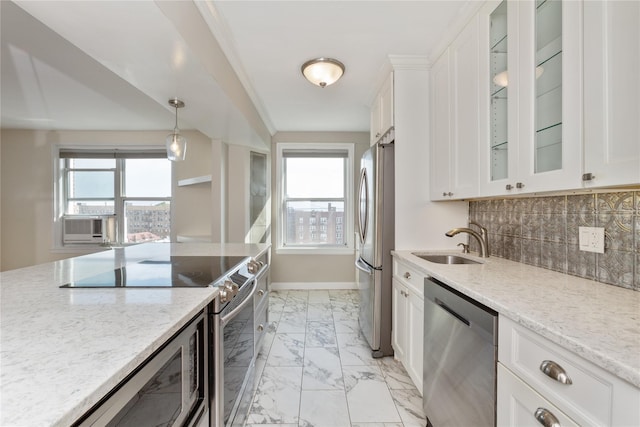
xmin=579 ymin=226 xmax=605 ymax=253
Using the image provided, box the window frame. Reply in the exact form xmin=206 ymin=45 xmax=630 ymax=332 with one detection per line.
xmin=53 ymin=147 xmax=171 ymax=249
xmin=275 ymin=142 xmax=354 ymax=255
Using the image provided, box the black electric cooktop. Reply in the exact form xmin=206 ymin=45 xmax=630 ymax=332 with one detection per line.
xmin=60 ymin=256 xmax=248 ymax=288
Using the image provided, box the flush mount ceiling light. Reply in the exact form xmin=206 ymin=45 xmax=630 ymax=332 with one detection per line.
xmin=301 ymin=58 xmax=345 ymax=88
xmin=166 ymin=98 xmax=187 ymax=161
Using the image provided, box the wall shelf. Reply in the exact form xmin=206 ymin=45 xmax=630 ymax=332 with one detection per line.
xmin=177 ymin=175 xmax=212 ymax=187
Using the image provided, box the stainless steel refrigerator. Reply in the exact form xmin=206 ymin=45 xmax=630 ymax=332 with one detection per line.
xmin=355 ymin=137 xmax=394 ymax=357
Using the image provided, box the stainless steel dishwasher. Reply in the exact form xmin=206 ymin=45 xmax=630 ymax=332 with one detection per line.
xmin=422 ymin=277 xmax=497 ymax=427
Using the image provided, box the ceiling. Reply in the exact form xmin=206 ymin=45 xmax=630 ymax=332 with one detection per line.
xmin=1 ymin=1 xmax=474 ymax=148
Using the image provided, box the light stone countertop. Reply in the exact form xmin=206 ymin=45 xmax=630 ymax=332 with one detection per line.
xmin=0 ymin=242 xmax=269 ymax=427
xmin=392 ymin=250 xmax=640 ymax=389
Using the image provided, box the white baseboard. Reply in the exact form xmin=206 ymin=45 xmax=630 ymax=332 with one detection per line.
xmin=270 ymin=282 xmax=357 ymax=291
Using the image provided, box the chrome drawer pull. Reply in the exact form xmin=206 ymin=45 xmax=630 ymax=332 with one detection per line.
xmin=540 ymin=360 xmax=573 ymax=385
xmin=404 ymin=272 xmax=411 ymax=279
xmin=258 ymin=289 xmax=265 ymax=296
xmin=257 ymin=324 xmax=264 ymax=332
xmin=534 ymin=407 xmax=561 ymax=427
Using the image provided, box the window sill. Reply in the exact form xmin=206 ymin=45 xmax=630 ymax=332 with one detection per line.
xmin=276 ymin=246 xmax=355 ymax=256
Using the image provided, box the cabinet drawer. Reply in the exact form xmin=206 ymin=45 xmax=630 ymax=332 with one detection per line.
xmin=498 ymin=363 xmax=579 ymax=427
xmin=392 ymin=259 xmax=423 ymax=296
xmin=499 ymin=316 xmax=639 ymax=426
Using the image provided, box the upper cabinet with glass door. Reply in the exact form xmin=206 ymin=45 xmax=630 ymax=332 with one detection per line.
xmin=514 ymin=0 xmax=582 ymax=194
xmin=480 ymin=0 xmax=582 ymax=196
xmin=490 ymin=1 xmax=509 ymax=184
xmin=479 ymin=0 xmax=515 ymax=196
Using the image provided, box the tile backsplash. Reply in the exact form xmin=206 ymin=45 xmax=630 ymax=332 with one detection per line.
xmin=468 ymin=191 xmax=639 ymax=291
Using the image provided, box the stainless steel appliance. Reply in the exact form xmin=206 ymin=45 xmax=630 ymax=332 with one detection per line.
xmin=210 ymin=258 xmax=266 ymax=427
xmin=355 ymin=130 xmax=394 ymax=357
xmin=75 ymin=311 xmax=208 ymax=427
xmin=422 ymin=277 xmax=498 ymax=427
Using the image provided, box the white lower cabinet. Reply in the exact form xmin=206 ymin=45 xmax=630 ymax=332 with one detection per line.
xmin=391 ymin=259 xmax=424 ymax=392
xmin=498 ymin=363 xmax=579 ymax=427
xmin=498 ymin=316 xmax=640 ymax=427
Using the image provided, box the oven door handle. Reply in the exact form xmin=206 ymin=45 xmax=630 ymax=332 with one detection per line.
xmin=220 ymin=278 xmax=258 ymax=326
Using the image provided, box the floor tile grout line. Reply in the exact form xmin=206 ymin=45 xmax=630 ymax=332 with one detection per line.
xmin=249 ymin=289 xmax=418 ymax=426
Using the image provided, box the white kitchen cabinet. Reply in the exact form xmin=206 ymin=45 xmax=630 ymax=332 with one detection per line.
xmin=391 ymin=259 xmax=424 ymax=392
xmin=370 ymin=72 xmax=394 ymax=145
xmin=430 ymin=14 xmax=481 ymax=200
xmin=391 ymin=278 xmax=407 ymax=362
xmin=497 ymin=363 xmax=579 ymax=427
xmin=498 ymin=316 xmax=640 ymax=427
xmin=583 ymin=0 xmax=640 ymax=188
xmin=479 ymin=0 xmax=583 ymax=196
xmin=429 ymin=49 xmax=452 ymax=201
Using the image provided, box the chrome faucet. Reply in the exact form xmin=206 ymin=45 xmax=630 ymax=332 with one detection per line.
xmin=445 ymin=222 xmax=490 ymax=258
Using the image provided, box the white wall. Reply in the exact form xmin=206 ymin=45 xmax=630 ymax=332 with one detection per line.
xmin=172 ymin=133 xmax=217 ymax=242
xmin=0 ymin=128 xmax=215 ymax=271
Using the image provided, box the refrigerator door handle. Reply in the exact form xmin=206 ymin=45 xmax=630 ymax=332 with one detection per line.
xmin=357 ymin=168 xmax=368 ymax=245
xmin=355 ymin=257 xmax=374 ymax=275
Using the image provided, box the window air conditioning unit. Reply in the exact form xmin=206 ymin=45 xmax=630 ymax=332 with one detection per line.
xmin=63 ymin=216 xmax=106 ymax=244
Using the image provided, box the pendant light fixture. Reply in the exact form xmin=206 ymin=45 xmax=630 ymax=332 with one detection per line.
xmin=301 ymin=58 xmax=345 ymax=88
xmin=166 ymin=98 xmax=187 ymax=161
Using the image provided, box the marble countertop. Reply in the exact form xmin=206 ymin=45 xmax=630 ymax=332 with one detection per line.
xmin=392 ymin=250 xmax=640 ymax=389
xmin=0 ymin=242 xmax=269 ymax=427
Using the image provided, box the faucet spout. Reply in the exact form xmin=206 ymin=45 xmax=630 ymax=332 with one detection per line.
xmin=445 ymin=227 xmax=489 ymax=258
xmin=469 ymin=221 xmax=490 ymax=256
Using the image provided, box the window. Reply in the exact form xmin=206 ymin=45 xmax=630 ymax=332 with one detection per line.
xmin=58 ymin=149 xmax=171 ymax=245
xmin=276 ymin=143 xmax=354 ymax=253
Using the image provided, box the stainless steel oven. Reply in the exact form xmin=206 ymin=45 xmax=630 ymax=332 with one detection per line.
xmin=76 ymin=311 xmax=208 ymax=427
xmin=210 ymin=258 xmax=266 ymax=427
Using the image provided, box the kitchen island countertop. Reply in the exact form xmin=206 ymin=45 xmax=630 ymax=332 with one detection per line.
xmin=0 ymin=242 xmax=269 ymax=427
xmin=392 ymin=250 xmax=640 ymax=389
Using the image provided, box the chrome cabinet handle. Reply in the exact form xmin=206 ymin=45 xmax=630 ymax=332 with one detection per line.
xmin=258 ymin=289 xmax=265 ymax=296
xmin=540 ymin=360 xmax=573 ymax=385
xmin=534 ymin=407 xmax=561 ymax=427
xmin=403 ymin=272 xmax=411 ymax=280
xmin=257 ymin=324 xmax=264 ymax=332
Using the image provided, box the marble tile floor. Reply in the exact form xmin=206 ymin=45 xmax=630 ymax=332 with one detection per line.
xmin=244 ymin=289 xmax=426 ymax=427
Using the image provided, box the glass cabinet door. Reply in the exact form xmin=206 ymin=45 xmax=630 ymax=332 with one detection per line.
xmin=490 ymin=0 xmax=508 ymax=182
xmin=534 ymin=0 xmax=562 ymax=173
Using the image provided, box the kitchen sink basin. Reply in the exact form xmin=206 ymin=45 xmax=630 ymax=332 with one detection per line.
xmin=412 ymin=254 xmax=481 ymax=265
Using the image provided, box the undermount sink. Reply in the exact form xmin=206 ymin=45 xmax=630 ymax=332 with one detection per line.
xmin=412 ymin=253 xmax=481 ymax=265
